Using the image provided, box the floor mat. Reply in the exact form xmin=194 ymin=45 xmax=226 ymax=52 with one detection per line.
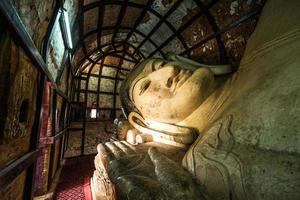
xmin=54 ymin=156 xmax=94 ymax=200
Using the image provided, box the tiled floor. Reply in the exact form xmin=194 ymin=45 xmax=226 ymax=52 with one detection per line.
xmin=54 ymin=156 xmax=94 ymax=200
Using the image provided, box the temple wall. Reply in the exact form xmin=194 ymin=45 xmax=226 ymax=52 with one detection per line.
xmin=11 ymin=0 xmax=56 ymax=49
xmin=0 ymin=171 xmax=27 ymax=200
xmin=0 ymin=24 xmax=39 ymax=200
xmin=0 ymin=0 xmax=75 ymax=198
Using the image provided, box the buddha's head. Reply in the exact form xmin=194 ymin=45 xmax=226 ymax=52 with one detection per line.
xmin=120 ymin=58 xmax=215 ymax=124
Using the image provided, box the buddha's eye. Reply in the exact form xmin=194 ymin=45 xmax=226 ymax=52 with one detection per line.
xmin=166 ymin=77 xmax=173 ymax=88
xmin=139 ymin=80 xmax=151 ymax=95
xmin=160 ymin=61 xmax=167 ymax=68
xmin=152 ymin=61 xmax=167 ymax=71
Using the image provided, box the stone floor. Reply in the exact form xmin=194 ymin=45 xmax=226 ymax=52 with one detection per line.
xmin=64 ymin=122 xmax=114 ymax=157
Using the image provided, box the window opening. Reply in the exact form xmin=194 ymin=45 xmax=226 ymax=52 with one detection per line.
xmin=90 ymin=101 xmax=97 ymax=119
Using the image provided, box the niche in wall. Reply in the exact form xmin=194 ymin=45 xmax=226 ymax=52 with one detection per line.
xmin=19 ymin=99 xmax=29 ymax=123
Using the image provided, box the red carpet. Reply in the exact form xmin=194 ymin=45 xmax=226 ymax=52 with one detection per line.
xmin=84 ymin=177 xmax=93 ymax=200
xmin=54 ymin=156 xmax=94 ymax=200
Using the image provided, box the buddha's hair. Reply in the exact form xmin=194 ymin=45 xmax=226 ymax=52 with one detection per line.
xmin=120 ymin=58 xmax=165 ymax=118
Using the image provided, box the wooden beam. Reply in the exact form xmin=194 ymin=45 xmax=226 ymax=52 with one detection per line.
xmin=80 ymin=73 xmax=125 ymax=81
xmin=77 ymin=89 xmax=119 ymax=95
xmin=83 ymin=0 xmax=144 ymax=12
xmin=103 ymin=52 xmax=138 ymax=63
xmin=68 ymin=128 xmax=84 ymax=131
xmin=26 ymin=75 xmax=46 ymax=198
xmin=55 ymin=87 xmax=70 ymax=102
xmin=47 ymin=90 xmax=57 ymax=188
xmin=180 ymin=8 xmax=262 ymax=55
xmin=112 ymin=50 xmax=125 ymax=119
xmin=42 ymin=4 xmax=61 ymax=61
xmin=111 ymin=0 xmax=129 ymax=45
xmin=76 ymin=50 xmax=135 ymax=73
xmin=97 ymin=2 xmax=105 ymax=49
xmin=55 ymin=51 xmax=69 ymax=83
xmin=147 ymin=7 xmax=189 ymax=53
xmin=123 ymin=0 xmax=154 ymax=44
xmin=148 ymin=0 xmax=219 ymax=57
xmin=82 ymin=26 xmax=158 ymax=55
xmin=79 ymin=0 xmax=88 ymax=57
xmin=193 ymin=0 xmax=227 ymax=63
xmin=75 ymin=40 xmax=140 ymax=67
xmin=0 ymin=150 xmax=40 ymax=189
xmin=132 ymin=0 xmax=183 ymax=56
xmin=62 ymin=153 xmax=96 ymax=159
xmin=39 ymin=128 xmax=69 ymax=145
xmin=96 ymin=59 xmax=105 ymax=112
xmin=86 ymin=107 xmax=121 ymax=111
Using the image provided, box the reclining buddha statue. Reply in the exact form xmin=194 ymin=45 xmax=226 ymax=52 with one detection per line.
xmin=91 ymin=1 xmax=300 ymax=199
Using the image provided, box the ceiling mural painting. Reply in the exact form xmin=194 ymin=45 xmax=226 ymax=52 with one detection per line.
xmin=69 ymin=0 xmax=265 ymax=121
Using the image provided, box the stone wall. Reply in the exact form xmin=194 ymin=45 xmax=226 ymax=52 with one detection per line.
xmin=12 ymin=0 xmax=56 ymax=49
xmin=0 ymin=171 xmax=27 ymax=200
xmin=0 ymin=0 xmax=75 ymax=198
xmin=0 ymin=22 xmax=39 ymax=200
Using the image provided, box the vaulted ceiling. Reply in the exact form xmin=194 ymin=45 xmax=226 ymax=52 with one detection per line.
xmin=71 ymin=0 xmax=265 ymax=74
xmin=69 ymin=0 xmax=265 ymax=121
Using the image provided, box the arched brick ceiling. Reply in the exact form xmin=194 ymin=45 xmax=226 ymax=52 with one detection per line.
xmin=71 ymin=0 xmax=265 ymax=75
xmin=69 ymin=0 xmax=265 ymax=122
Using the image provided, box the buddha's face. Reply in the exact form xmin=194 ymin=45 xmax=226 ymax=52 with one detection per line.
xmin=131 ymin=60 xmax=215 ymax=124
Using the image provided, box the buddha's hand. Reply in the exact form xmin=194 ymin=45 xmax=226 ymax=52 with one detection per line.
xmin=148 ymin=147 xmax=208 ymax=200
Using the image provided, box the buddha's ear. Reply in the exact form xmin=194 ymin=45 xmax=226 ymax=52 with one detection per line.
xmin=128 ymin=112 xmax=187 ymax=148
xmin=128 ymin=112 xmax=197 ymax=147
xmin=128 ymin=112 xmax=149 ymax=133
